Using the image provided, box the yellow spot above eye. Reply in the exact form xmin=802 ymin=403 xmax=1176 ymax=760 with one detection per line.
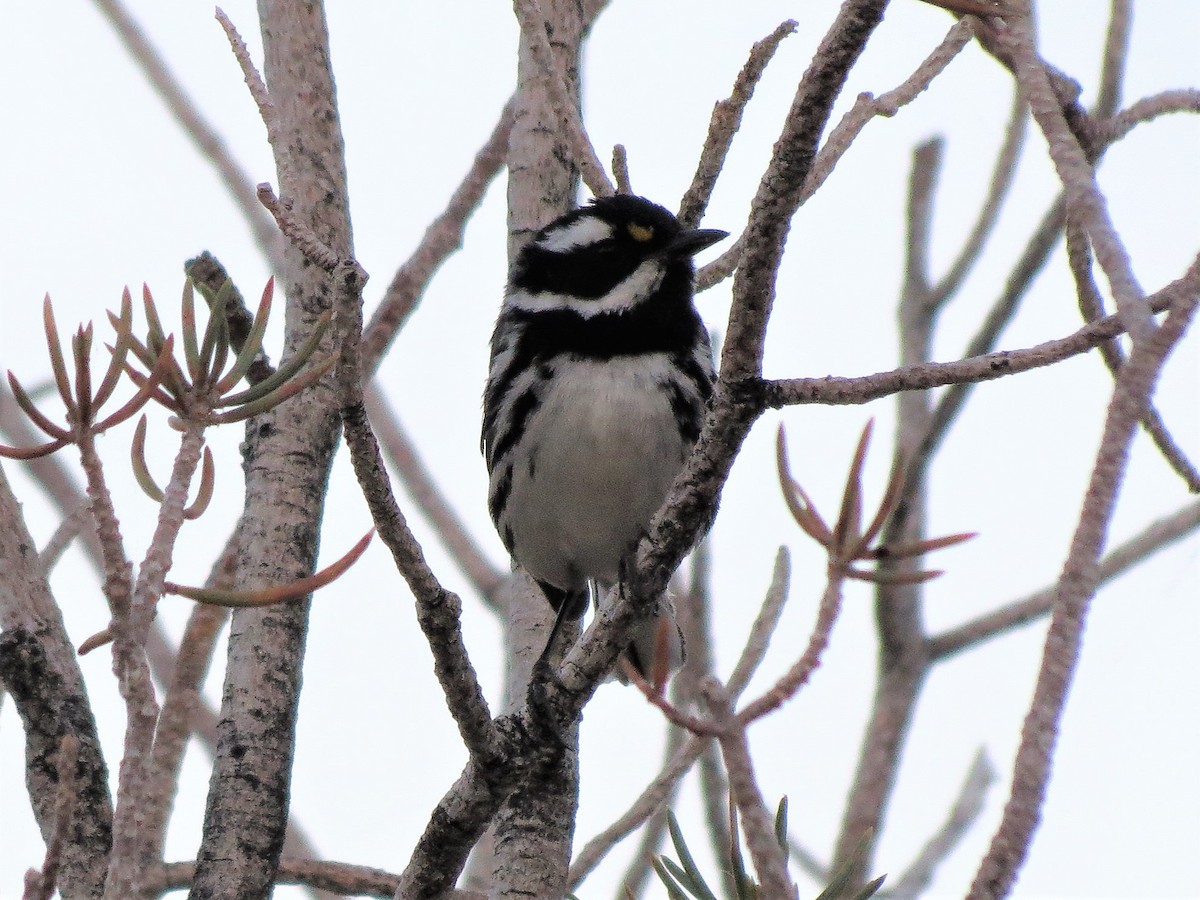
xmin=627 ymin=222 xmax=654 ymax=242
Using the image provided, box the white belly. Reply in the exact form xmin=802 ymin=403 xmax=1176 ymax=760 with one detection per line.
xmin=500 ymin=354 xmax=690 ymax=591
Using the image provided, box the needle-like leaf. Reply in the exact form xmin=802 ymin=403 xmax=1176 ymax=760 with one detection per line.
xmin=834 ymin=420 xmax=873 ymax=558
xmin=142 ymin=284 xmax=170 ymax=357
xmin=122 ymin=363 xmax=182 ymax=415
xmin=666 ymin=811 xmax=719 ymax=900
xmin=216 ymin=309 xmax=332 ymax=407
xmin=181 ymin=280 xmax=202 ymax=383
xmin=650 ymin=857 xmax=692 ymax=900
xmin=96 ymin=336 xmax=177 ymax=430
xmin=165 ymin=530 xmax=373 ymax=607
xmin=93 ymin=292 xmax=134 ymax=410
xmin=0 ymin=436 xmax=71 ymax=460
xmin=845 ymin=566 xmax=944 ymax=585
xmin=6 ymin=372 xmax=70 ymax=440
xmin=208 ymin=299 xmax=231 ymax=385
xmin=197 ymin=289 xmax=226 ymax=386
xmin=42 ymin=297 xmax=75 ymax=416
xmin=183 ymin=447 xmax=216 ymax=520
xmin=776 ymin=425 xmax=832 ymax=544
xmin=130 ymin=415 xmax=164 ymax=503
xmin=206 ymin=352 xmax=335 ymax=425
xmin=72 ymin=326 xmax=95 ymax=425
xmin=851 ymin=451 xmax=907 ymax=561
xmin=877 ymin=531 xmax=978 ymax=559
xmin=213 ymin=278 xmax=274 ymax=394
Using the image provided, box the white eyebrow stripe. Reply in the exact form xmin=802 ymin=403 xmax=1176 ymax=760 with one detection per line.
xmin=535 ymin=216 xmax=615 ymax=252
xmin=506 ymin=258 xmax=667 ymax=318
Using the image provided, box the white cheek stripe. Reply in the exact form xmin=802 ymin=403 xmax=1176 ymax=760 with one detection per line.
xmin=536 ymin=217 xmax=614 ymax=252
xmin=507 ymin=259 xmax=667 ymax=318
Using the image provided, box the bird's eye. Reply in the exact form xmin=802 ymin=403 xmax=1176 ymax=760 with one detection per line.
xmin=627 ymin=222 xmax=655 ymax=242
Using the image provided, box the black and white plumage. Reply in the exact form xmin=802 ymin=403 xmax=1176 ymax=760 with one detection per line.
xmin=482 ymin=194 xmax=727 ymax=676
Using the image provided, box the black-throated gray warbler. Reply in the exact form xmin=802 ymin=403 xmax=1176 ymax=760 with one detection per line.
xmin=482 ymin=194 xmax=727 ymax=677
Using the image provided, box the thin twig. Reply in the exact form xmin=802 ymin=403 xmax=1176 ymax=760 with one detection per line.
xmin=340 ymin=423 xmax=497 ymax=758
xmin=38 ymin=501 xmax=93 ymax=574
xmin=677 ymin=19 xmax=798 ymax=228
xmin=704 ymin=680 xmax=793 ymax=900
xmin=695 ymin=17 xmax=972 ymax=296
xmin=1094 ymin=0 xmax=1132 ymax=118
xmin=677 ymin=540 xmax=734 ymax=891
xmin=214 ymin=7 xmax=279 ymax=146
xmin=1094 ymin=88 xmax=1200 ymax=144
xmin=92 ymin=0 xmax=283 ymax=272
xmin=928 ymin=89 xmax=1028 ymax=307
xmin=361 ymin=99 xmax=514 ymax=371
xmin=612 ymin=144 xmax=632 ymax=195
xmin=257 ymin=184 xmax=343 ymax=272
xmin=886 ymin=749 xmax=996 ymax=899
xmin=1065 ymin=218 xmax=1200 ymax=490
xmin=761 ymin=273 xmax=1184 ymax=409
xmin=803 ymin=18 xmax=976 ymax=205
xmin=737 ymin=565 xmax=846 ymax=725
xmin=1000 ymin=13 xmax=1151 ymax=340
xmin=568 ymin=550 xmax=793 ymax=886
xmin=364 ymin=385 xmax=506 ymax=605
xmin=929 ymin=499 xmax=1200 ymax=659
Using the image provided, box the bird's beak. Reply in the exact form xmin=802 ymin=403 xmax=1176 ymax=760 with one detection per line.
xmin=666 ymin=228 xmax=729 ymax=257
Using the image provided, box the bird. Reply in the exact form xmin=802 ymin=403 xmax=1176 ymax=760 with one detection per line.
xmin=482 ymin=194 xmax=727 ymax=678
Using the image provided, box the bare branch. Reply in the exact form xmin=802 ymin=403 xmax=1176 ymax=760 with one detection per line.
xmin=612 ymin=144 xmax=632 ymax=195
xmin=91 ymin=0 xmax=284 ymax=272
xmin=968 ymin=261 xmax=1198 ymax=899
xmin=1066 ymin=217 xmax=1200 ymax=490
xmin=365 ymin=385 xmax=506 ymax=605
xmin=677 ymin=18 xmax=798 ymax=228
xmin=886 ymin=749 xmax=996 ymax=899
xmin=929 ymin=499 xmax=1200 ymax=659
xmin=803 ymin=18 xmax=975 ymax=205
xmin=257 ymin=184 xmax=343 ymax=272
xmin=148 ymin=857 xmax=407 ymax=897
xmin=1093 ymin=88 xmax=1200 ymax=144
xmin=1000 ymin=12 xmax=1151 ymax=339
xmin=762 ymin=273 xmax=1185 ymax=409
xmin=703 ymin=680 xmax=793 ymax=900
xmin=361 ymin=99 xmax=514 ymax=371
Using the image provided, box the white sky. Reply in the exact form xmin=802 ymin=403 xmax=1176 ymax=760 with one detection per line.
xmin=0 ymin=2 xmax=1197 ymax=898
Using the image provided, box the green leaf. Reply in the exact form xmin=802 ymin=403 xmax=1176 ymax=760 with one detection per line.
xmin=651 ymin=855 xmax=694 ymax=900
xmin=665 ymin=812 xmax=719 ymax=900
xmin=851 ymin=874 xmax=886 ymax=900
xmin=775 ymin=796 xmax=790 ymax=862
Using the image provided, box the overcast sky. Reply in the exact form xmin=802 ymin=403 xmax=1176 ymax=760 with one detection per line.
xmin=1 ymin=3 xmax=1196 ymax=898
